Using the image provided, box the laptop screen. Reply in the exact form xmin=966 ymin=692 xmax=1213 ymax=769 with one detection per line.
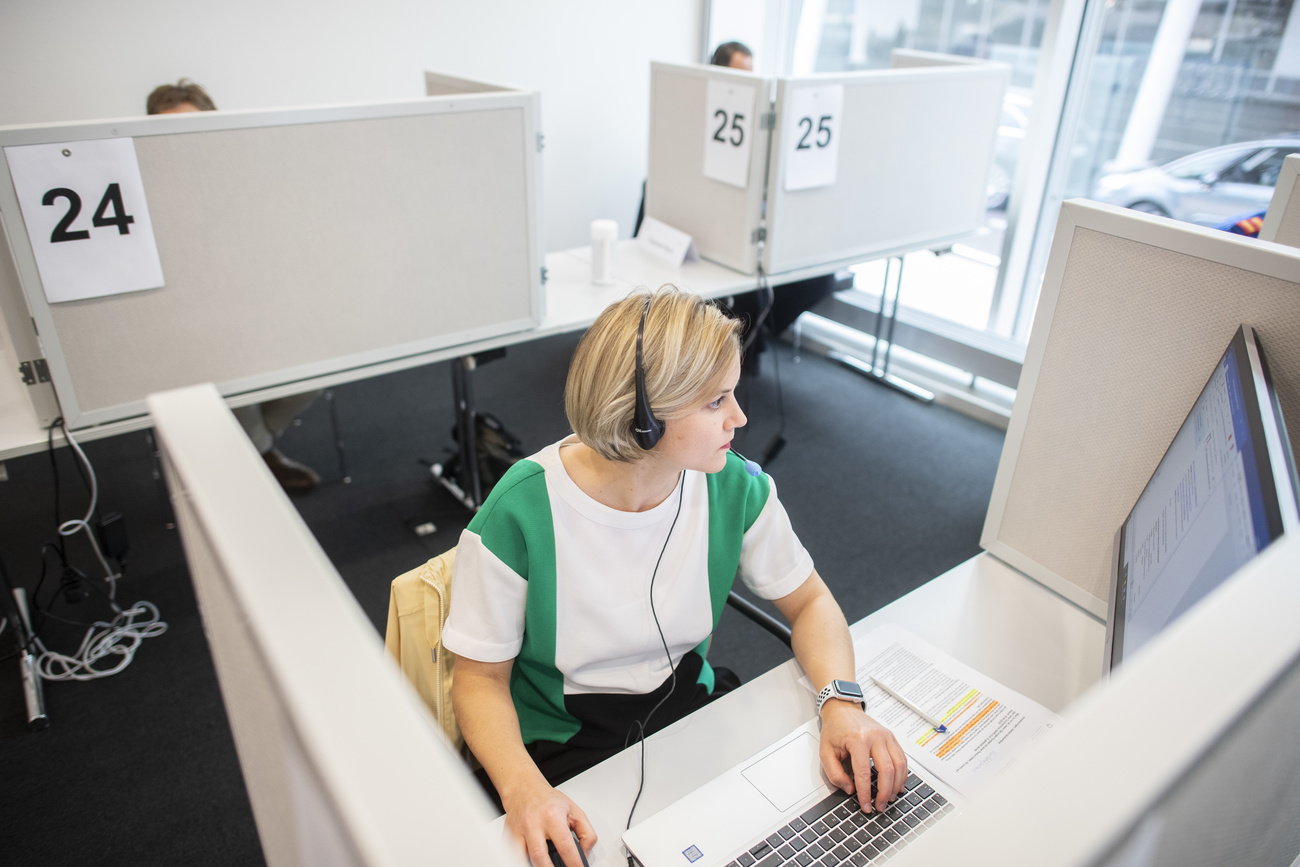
xmin=1106 ymin=325 xmax=1299 ymax=672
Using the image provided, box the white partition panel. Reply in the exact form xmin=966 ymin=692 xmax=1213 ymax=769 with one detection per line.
xmin=888 ymin=48 xmax=988 ymax=69
xmin=983 ymin=200 xmax=1300 ymax=616
xmin=149 ymin=383 xmax=507 ymax=867
xmin=0 ymin=90 xmax=544 ymax=429
xmin=1260 ymin=153 xmax=1300 ymax=247
xmin=646 ymin=62 xmax=770 ymax=275
xmin=763 ymin=60 xmax=1008 ymax=274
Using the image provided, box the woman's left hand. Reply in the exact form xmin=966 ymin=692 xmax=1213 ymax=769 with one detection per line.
xmin=817 ymin=701 xmax=909 ymax=813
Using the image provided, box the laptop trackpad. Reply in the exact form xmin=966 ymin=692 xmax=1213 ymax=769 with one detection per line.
xmin=741 ymin=732 xmax=827 ymax=812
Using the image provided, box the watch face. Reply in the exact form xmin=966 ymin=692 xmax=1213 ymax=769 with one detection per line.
xmin=833 ymin=680 xmax=863 ymax=700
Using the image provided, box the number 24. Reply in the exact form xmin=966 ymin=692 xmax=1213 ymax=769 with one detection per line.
xmin=796 ymin=115 xmax=833 ymax=150
xmin=712 ymin=109 xmax=745 ymax=147
xmin=41 ymin=183 xmax=135 ymax=243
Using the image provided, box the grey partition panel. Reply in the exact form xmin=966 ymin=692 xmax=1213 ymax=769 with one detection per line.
xmin=764 ymin=63 xmax=1007 ymax=275
xmin=0 ymin=94 xmax=543 ymax=428
xmin=423 ymin=71 xmax=512 ymax=96
xmin=1260 ymin=154 xmax=1300 ymax=247
xmin=151 ymin=384 xmax=503 ymax=867
xmin=888 ymin=48 xmax=983 ymax=69
xmin=982 ymin=200 xmax=1300 ymax=617
xmin=646 ymin=62 xmax=768 ymax=275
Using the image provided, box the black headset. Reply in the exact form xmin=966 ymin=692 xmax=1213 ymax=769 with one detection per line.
xmin=632 ymin=300 xmax=664 ymax=450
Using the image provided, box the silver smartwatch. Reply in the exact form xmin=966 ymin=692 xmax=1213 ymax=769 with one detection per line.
xmin=816 ymin=679 xmax=866 ymax=715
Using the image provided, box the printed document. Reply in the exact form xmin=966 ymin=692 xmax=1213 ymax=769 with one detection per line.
xmin=801 ymin=623 xmax=1061 ymax=797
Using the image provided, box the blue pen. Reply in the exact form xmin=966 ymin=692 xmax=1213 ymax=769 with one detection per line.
xmin=869 ymin=677 xmax=948 ymax=734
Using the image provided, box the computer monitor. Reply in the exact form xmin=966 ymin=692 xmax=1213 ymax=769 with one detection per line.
xmin=149 ymin=383 xmax=508 ymax=867
xmin=1105 ymin=324 xmax=1300 ymax=673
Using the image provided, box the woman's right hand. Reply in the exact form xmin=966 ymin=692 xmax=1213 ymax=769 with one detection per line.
xmin=452 ymin=658 xmax=595 ymax=865
xmin=502 ymin=776 xmax=596 ymax=867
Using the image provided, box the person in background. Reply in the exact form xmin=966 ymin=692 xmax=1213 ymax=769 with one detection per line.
xmin=145 ymin=78 xmax=216 ymax=115
xmin=711 ymin=40 xmax=753 ymax=71
xmin=146 ymin=79 xmax=324 ymax=492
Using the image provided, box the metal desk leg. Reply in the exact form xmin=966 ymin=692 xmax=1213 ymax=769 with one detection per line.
xmin=430 ymin=355 xmax=483 ymax=511
xmin=323 ymin=390 xmax=351 ymax=485
xmin=828 ymin=256 xmax=935 ymax=403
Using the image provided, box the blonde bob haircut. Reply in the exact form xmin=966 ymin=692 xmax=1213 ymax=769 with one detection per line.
xmin=566 ymin=286 xmax=742 ymax=462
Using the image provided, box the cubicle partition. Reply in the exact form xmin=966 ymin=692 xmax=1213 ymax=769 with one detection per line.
xmin=982 ymin=199 xmax=1300 ymax=617
xmin=0 ymin=86 xmax=544 ymax=430
xmin=645 ymin=62 xmax=770 ymax=274
xmin=762 ymin=55 xmax=1007 ymax=274
xmin=149 ymin=383 xmax=503 ymax=867
xmin=1260 ymin=153 xmax=1300 ymax=247
xmin=645 ymin=54 xmax=1007 ymax=277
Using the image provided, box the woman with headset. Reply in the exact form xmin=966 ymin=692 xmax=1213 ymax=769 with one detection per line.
xmin=444 ymin=287 xmax=907 ymax=867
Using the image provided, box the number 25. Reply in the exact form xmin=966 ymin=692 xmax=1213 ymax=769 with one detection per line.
xmin=796 ymin=115 xmax=834 ymax=150
xmin=713 ymin=109 xmax=745 ymax=147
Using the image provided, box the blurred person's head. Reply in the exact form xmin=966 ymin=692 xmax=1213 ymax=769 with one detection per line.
xmin=710 ymin=41 xmax=753 ymax=71
xmin=147 ymin=79 xmax=216 ymax=115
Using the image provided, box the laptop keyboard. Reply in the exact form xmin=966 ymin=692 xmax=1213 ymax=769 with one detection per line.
xmin=722 ymin=769 xmax=953 ymax=867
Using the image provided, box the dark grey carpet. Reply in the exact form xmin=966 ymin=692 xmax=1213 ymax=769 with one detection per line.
xmin=0 ymin=332 xmax=1003 ymax=866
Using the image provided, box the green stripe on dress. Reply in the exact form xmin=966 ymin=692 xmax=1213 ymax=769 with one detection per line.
xmin=470 ymin=459 xmax=581 ymax=744
xmin=700 ymin=452 xmax=771 ymax=691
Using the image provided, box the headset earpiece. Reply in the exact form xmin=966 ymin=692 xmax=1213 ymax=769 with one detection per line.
xmin=632 ymin=301 xmax=665 ymax=450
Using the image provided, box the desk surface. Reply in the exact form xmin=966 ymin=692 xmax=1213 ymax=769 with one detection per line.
xmin=547 ymin=552 xmax=1104 ymax=867
xmin=0 ymin=240 xmax=793 ymax=460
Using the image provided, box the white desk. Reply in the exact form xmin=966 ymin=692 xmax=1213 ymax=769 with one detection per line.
xmin=507 ymin=552 xmax=1104 ymax=867
xmin=0 ymin=240 xmax=787 ymax=461
xmin=0 ymin=237 xmax=855 ymax=461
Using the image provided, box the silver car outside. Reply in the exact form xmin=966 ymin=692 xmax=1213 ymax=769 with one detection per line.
xmin=1090 ymin=137 xmax=1300 ymax=226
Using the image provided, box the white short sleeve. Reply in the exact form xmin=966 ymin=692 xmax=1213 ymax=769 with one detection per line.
xmin=441 ymin=527 xmax=529 ymax=662
xmin=738 ymin=478 xmax=815 ymax=600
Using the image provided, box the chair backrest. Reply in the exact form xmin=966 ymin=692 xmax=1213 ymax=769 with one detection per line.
xmin=384 ymin=548 xmax=461 ymax=750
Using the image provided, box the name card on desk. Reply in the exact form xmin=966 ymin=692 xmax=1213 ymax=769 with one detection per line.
xmin=783 ymin=85 xmax=844 ymax=192
xmin=636 ymin=216 xmax=699 ymax=266
xmin=5 ymin=137 xmax=164 ymax=303
xmin=703 ymin=79 xmax=757 ymax=189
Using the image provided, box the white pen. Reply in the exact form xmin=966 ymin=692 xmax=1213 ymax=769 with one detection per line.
xmin=869 ymin=677 xmax=947 ymax=733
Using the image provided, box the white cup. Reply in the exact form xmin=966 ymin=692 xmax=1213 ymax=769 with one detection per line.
xmin=591 ymin=219 xmax=617 ymax=286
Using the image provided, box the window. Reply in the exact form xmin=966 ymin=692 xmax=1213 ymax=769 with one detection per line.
xmin=1029 ymin=0 xmax=1300 ymax=320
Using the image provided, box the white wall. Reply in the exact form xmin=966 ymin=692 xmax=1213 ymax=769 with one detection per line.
xmin=0 ymin=0 xmax=703 ymax=251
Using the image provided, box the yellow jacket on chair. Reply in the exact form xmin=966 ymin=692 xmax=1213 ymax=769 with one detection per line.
xmin=384 ymin=548 xmax=462 ymax=751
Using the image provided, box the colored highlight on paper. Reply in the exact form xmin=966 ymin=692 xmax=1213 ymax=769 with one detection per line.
xmin=915 ymin=688 xmax=980 ymax=747
xmin=943 ymin=688 xmax=981 ymax=722
xmin=934 ymin=700 xmax=1000 ymax=759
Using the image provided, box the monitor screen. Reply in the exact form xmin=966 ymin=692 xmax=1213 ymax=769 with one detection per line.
xmin=1106 ymin=325 xmax=1299 ymax=671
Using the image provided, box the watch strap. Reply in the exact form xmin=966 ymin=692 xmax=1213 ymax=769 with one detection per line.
xmin=816 ymin=681 xmax=866 ymax=715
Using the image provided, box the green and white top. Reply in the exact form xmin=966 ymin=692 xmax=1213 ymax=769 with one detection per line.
xmin=442 ymin=438 xmax=814 ymax=747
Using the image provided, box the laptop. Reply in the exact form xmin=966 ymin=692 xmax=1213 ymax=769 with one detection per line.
xmin=621 ymin=717 xmax=961 ymax=867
